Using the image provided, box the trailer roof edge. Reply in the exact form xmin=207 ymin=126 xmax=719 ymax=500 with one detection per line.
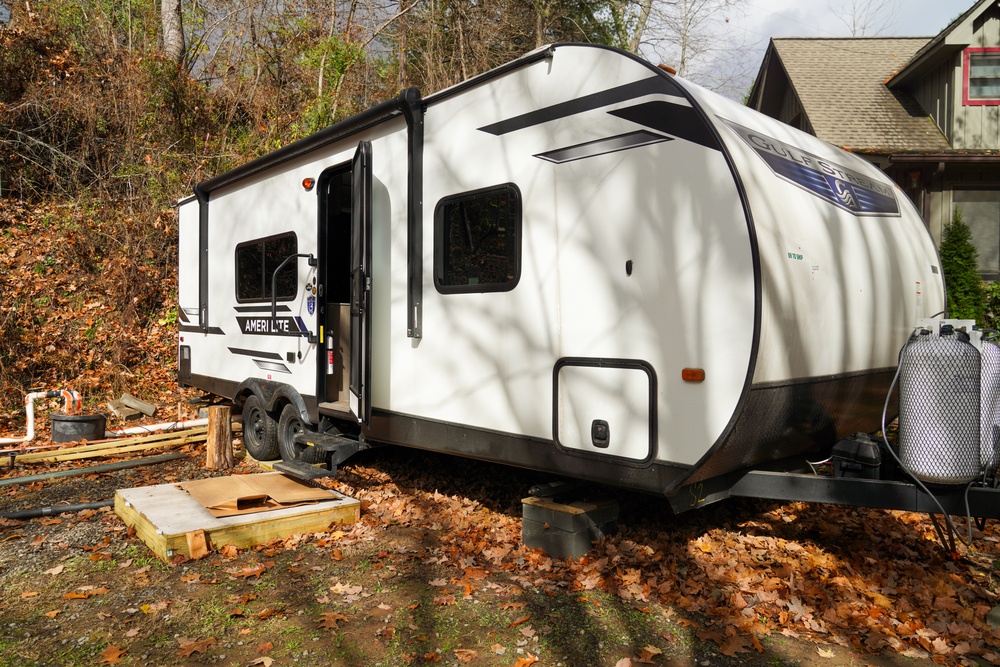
xmin=194 ymin=94 xmax=408 ymax=197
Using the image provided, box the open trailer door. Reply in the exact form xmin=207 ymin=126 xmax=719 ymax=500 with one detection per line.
xmin=349 ymin=141 xmax=372 ymax=425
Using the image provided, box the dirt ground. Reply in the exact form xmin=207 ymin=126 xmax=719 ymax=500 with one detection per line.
xmin=1 ymin=438 xmax=999 ymax=667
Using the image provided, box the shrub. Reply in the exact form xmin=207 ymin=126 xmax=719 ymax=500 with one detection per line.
xmin=940 ymin=207 xmax=985 ymax=325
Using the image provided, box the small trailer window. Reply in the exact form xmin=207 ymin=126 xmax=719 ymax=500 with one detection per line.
xmin=235 ymin=232 xmax=298 ymax=302
xmin=434 ymin=184 xmax=521 ymax=294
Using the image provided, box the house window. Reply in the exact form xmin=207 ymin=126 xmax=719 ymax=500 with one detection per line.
xmin=434 ymin=184 xmax=522 ymax=294
xmin=236 ymin=232 xmax=298 ymax=302
xmin=954 ymin=190 xmax=1000 ymax=277
xmin=964 ymin=48 xmax=1000 ymax=105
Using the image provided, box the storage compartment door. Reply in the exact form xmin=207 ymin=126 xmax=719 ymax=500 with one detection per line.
xmin=553 ymin=358 xmax=656 ymax=465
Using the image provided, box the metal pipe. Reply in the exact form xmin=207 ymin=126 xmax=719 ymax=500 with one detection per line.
xmin=0 ymin=452 xmax=187 ymax=488
xmin=0 ymin=390 xmax=82 ymax=445
xmin=1 ymin=500 xmax=113 ymax=520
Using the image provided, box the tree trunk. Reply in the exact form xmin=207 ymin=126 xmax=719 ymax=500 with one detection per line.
xmin=161 ymin=0 xmax=184 ymax=67
xmin=205 ymin=405 xmax=234 ymax=470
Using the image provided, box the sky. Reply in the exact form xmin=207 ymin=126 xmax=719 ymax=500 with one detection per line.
xmin=696 ymin=0 xmax=969 ymax=98
xmin=740 ymin=0 xmax=965 ymax=43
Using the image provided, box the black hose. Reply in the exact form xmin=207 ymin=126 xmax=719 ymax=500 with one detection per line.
xmin=1 ymin=499 xmax=113 ymax=520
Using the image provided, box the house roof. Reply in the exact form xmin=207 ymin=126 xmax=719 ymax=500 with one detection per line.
xmin=764 ymin=37 xmax=951 ymax=154
xmin=886 ymin=0 xmax=993 ymax=87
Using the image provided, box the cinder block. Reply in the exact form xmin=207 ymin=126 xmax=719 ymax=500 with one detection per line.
xmin=521 ymin=496 xmax=618 ymax=559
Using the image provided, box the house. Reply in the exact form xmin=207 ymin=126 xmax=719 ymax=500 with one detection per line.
xmin=747 ymin=0 xmax=1000 ymax=279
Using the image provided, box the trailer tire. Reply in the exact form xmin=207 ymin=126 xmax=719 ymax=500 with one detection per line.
xmin=242 ymin=395 xmax=279 ymax=461
xmin=277 ymin=403 xmax=325 ymax=464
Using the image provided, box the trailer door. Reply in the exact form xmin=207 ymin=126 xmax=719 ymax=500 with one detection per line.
xmin=350 ymin=141 xmax=372 ymax=424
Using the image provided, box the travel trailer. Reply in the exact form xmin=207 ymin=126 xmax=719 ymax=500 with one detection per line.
xmin=178 ymin=43 xmax=975 ymax=516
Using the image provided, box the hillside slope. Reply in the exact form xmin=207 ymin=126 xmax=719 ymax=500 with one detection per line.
xmin=0 ymin=198 xmax=179 ymax=428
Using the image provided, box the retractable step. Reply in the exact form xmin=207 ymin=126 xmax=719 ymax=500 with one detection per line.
xmin=293 ymin=431 xmax=361 ymax=467
xmin=273 ymin=460 xmax=337 ymax=480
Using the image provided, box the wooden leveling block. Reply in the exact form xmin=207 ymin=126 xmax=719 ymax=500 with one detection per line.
xmin=115 ymin=473 xmax=359 ymax=561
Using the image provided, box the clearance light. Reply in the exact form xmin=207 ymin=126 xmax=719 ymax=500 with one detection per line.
xmin=682 ymin=368 xmax=705 ymax=383
xmin=302 ymin=177 xmax=316 ymax=191
xmin=658 ymin=64 xmax=677 ymax=75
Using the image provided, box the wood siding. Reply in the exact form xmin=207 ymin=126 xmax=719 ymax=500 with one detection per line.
xmin=952 ymin=6 xmax=1000 ymax=149
xmin=778 ymin=87 xmax=812 ymax=134
xmin=913 ymin=57 xmax=956 ymax=144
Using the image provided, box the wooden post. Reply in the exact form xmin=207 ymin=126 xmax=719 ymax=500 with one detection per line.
xmin=205 ymin=406 xmax=234 ymax=470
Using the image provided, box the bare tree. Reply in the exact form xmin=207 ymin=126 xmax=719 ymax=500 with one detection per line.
xmin=829 ymin=0 xmax=900 ymax=36
xmin=639 ymin=0 xmax=752 ymax=97
xmin=161 ymin=0 xmax=185 ymax=65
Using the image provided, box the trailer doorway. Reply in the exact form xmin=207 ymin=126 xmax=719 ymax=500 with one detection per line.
xmin=316 ymin=142 xmax=372 ymax=425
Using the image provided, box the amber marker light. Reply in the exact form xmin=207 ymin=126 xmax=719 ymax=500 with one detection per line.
xmin=658 ymin=64 xmax=677 ymax=75
xmin=682 ymin=368 xmax=705 ymax=383
xmin=302 ymin=177 xmax=316 ymax=191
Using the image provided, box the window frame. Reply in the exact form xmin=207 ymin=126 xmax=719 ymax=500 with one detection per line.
xmin=963 ymin=47 xmax=1000 ymax=106
xmin=433 ymin=183 xmax=523 ymax=295
xmin=234 ymin=231 xmax=299 ymax=304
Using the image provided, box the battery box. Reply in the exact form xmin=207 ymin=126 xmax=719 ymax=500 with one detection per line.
xmin=832 ymin=433 xmax=882 ymax=479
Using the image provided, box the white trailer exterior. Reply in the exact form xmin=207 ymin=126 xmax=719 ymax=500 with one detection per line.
xmin=177 ymin=44 xmax=944 ymax=498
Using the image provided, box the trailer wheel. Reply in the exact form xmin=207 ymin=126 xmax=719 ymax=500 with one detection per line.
xmin=242 ymin=395 xmax=279 ymax=461
xmin=277 ymin=403 xmax=325 ymax=464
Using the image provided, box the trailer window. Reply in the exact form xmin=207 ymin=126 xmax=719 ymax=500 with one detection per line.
xmin=434 ymin=184 xmax=521 ymax=294
xmin=236 ymin=233 xmax=298 ymax=302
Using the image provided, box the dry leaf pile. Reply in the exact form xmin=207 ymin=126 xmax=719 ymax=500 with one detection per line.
xmin=328 ymin=459 xmax=1000 ymax=665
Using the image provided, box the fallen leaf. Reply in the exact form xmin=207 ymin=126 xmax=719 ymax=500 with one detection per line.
xmin=125 ymin=628 xmax=140 ymax=638
xmin=519 ymin=625 xmax=536 ymax=638
xmin=44 ymin=565 xmax=64 ymax=576
xmin=176 ymin=637 xmax=215 ymax=658
xmin=453 ymin=648 xmax=477 ymax=662
xmin=429 ymin=578 xmax=448 ymax=586
xmin=330 ymin=582 xmax=362 ymax=595
xmin=434 ymin=595 xmax=456 ymax=606
xmin=63 ymin=591 xmax=90 ymax=600
xmin=20 ymin=591 xmax=39 ymax=599
xmin=257 ymin=641 xmax=274 ymax=654
xmin=615 ymin=659 xmax=633 ymax=667
xmin=508 ymin=615 xmax=531 ymax=627
xmin=44 ymin=610 xmax=60 ymax=618
xmin=818 ymin=647 xmax=836 ymax=658
xmin=501 ymin=602 xmax=526 ymax=610
xmin=248 ymin=658 xmax=274 ymax=667
xmin=636 ymin=644 xmax=662 ymax=663
xmin=491 ymin=643 xmax=506 ymax=654
xmin=98 ymin=644 xmax=126 ymax=665
xmin=318 ymin=612 xmax=349 ymax=629
xmin=423 ymin=652 xmax=442 ymax=662
xmin=514 ymin=655 xmax=539 ymax=667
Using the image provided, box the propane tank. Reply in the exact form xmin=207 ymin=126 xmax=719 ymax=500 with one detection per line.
xmin=982 ymin=337 xmax=1000 ymax=473
xmin=897 ymin=323 xmax=982 ymax=484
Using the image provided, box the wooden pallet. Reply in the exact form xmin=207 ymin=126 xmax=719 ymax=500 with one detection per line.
xmin=114 ymin=473 xmax=359 ymax=561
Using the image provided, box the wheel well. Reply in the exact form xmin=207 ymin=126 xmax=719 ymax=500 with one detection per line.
xmin=231 ymin=378 xmax=314 ymax=426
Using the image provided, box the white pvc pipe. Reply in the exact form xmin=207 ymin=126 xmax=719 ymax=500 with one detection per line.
xmin=104 ymin=414 xmax=241 ymax=438
xmin=0 ymin=390 xmax=82 ymax=446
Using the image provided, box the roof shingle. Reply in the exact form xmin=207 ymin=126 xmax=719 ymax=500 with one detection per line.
xmin=771 ymin=37 xmax=951 ymax=153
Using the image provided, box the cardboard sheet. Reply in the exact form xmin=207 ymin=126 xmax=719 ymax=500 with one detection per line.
xmin=178 ymin=473 xmax=334 ymax=517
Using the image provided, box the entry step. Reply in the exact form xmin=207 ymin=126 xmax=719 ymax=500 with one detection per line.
xmin=273 ymin=460 xmax=337 ymax=480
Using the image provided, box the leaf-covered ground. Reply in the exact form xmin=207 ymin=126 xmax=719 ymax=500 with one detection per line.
xmin=2 ymin=441 xmax=1000 ymax=667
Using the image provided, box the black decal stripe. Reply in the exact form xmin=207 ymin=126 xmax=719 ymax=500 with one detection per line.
xmin=535 ymin=130 xmax=672 ymax=164
xmin=228 ymin=347 xmax=283 ymax=360
xmin=478 ymin=77 xmax=671 ymax=136
xmin=609 ymin=101 xmax=721 ymax=151
xmin=179 ymin=324 xmax=225 ymax=335
xmin=234 ymin=305 xmax=292 ymax=313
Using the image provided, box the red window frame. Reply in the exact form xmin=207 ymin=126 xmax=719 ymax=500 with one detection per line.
xmin=964 ymin=47 xmax=1000 ymax=106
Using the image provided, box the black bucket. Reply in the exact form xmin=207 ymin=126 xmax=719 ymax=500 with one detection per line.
xmin=50 ymin=412 xmax=107 ymax=443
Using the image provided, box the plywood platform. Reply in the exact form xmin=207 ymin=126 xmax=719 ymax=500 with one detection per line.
xmin=115 ymin=473 xmax=359 ymax=561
